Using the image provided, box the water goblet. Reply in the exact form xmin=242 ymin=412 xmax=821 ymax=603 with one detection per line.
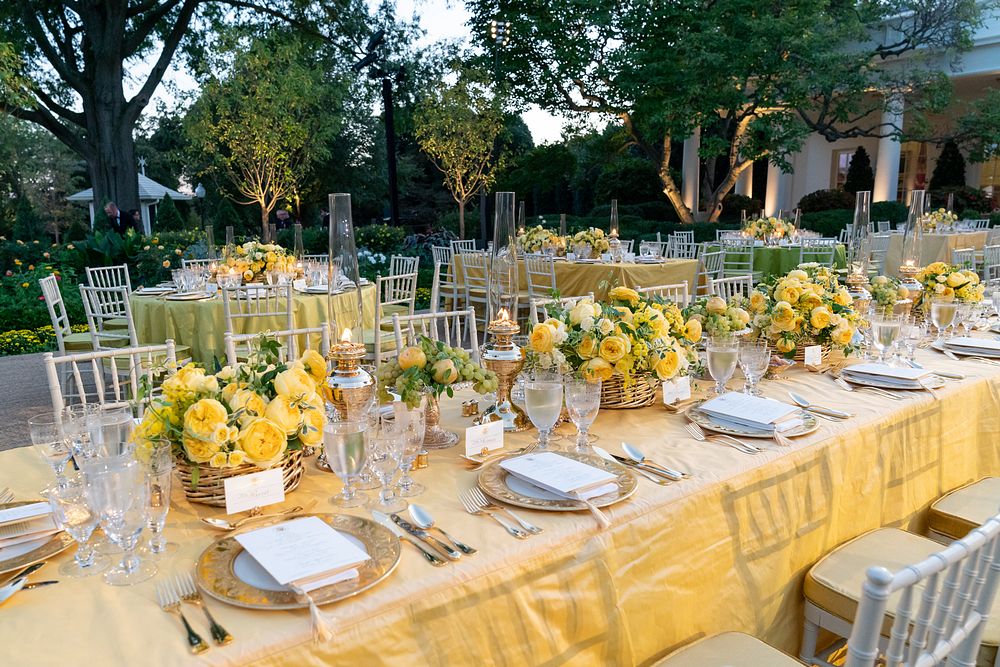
xmin=738 ymin=341 xmax=770 ymax=395
xmin=393 ymin=399 xmax=426 ymax=497
xmin=85 ymin=458 xmax=156 ymax=586
xmin=29 ymin=412 xmax=72 ymax=488
xmin=991 ymin=289 xmax=1000 ymax=318
xmin=365 ymin=418 xmax=407 ymax=513
xmin=565 ymin=376 xmax=601 ymax=452
xmin=42 ymin=477 xmax=109 ymax=577
xmin=706 ymin=335 xmax=739 ymax=395
xmin=523 ymin=370 xmax=563 ymax=450
xmin=953 ymin=302 xmax=974 ymax=337
xmin=323 ymin=420 xmax=368 ymax=508
xmin=929 ymin=296 xmax=958 ymax=345
xmin=897 ymin=317 xmax=922 ymax=363
xmin=870 ymin=313 xmax=902 ymax=365
xmin=140 ymin=443 xmax=177 ymax=557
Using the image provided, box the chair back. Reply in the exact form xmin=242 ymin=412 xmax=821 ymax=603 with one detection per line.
xmin=800 ymin=241 xmax=837 ymax=267
xmin=458 ymin=250 xmax=491 ymax=334
xmin=86 ymin=264 xmax=132 ymax=293
xmin=390 ymin=255 xmax=419 ymax=276
xmin=697 ymin=250 xmax=725 ymax=295
xmin=671 ymin=241 xmax=700 ymax=259
xmin=39 ymin=275 xmax=74 ymax=354
xmin=987 ymin=228 xmax=1000 ymax=245
xmin=875 ymin=220 xmax=891 ymax=234
xmin=221 ymin=283 xmax=294 ymax=335
xmin=79 ymin=285 xmax=138 ymax=350
xmin=672 ymin=230 xmax=695 ymax=245
xmin=377 ymin=271 xmax=419 ymax=323
xmin=618 ymin=239 xmax=634 ymax=254
xmin=430 ymin=261 xmax=458 ymax=313
xmin=392 ymin=309 xmax=480 ymax=364
xmin=870 ymin=234 xmax=892 ymax=274
xmin=44 ymin=341 xmax=177 ymax=416
xmin=720 ymin=239 xmax=756 ymax=278
xmin=181 ymin=258 xmax=215 ymax=271
xmin=224 ymin=326 xmax=331 ymax=367
xmin=844 ymin=512 xmax=1000 ymax=667
xmin=951 ymin=247 xmax=976 ymax=271
xmin=982 ymin=245 xmax=1000 ymax=281
xmin=451 ymin=240 xmax=477 ymax=254
xmin=529 ymin=293 xmax=594 ymax=326
xmin=638 ymin=282 xmax=689 ymax=306
xmin=711 ymin=275 xmax=754 ymax=301
xmin=524 ymin=253 xmax=557 ymax=302
xmin=302 ymin=253 xmax=329 ymax=265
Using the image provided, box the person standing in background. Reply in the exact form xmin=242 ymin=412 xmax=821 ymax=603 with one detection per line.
xmin=103 ymin=202 xmax=135 ymax=235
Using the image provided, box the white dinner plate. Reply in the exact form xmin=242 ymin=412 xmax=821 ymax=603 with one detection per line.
xmin=163 ymin=292 xmax=215 ymax=301
xmin=134 ymin=287 xmax=173 ymax=295
xmin=932 ymin=340 xmax=1000 ymax=359
xmin=839 ymin=369 xmax=947 ymax=390
xmin=687 ymin=401 xmax=819 ymax=438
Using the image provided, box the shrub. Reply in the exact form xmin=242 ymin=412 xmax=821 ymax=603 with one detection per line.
xmin=720 ymin=193 xmax=762 ymax=220
xmin=593 ymin=158 xmax=664 ymax=206
xmin=154 ymin=193 xmax=187 ymax=231
xmin=871 ymin=201 xmax=908 ymax=224
xmin=0 ymin=324 xmax=88 ymax=357
xmin=0 ymin=265 xmax=84 ymax=333
xmin=843 ymin=147 xmax=874 ymax=194
xmin=928 ymin=186 xmax=993 ymax=216
xmin=800 ymin=209 xmax=853 ymax=238
xmin=929 ymin=140 xmax=966 ymax=190
xmin=798 ymin=189 xmax=854 ymax=213
xmin=356 ymin=224 xmax=407 ymax=256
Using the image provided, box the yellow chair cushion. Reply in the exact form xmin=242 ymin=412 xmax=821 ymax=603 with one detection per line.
xmin=381 ymin=304 xmax=410 ymax=317
xmin=653 ymin=632 xmax=804 ymax=667
xmin=361 ymin=329 xmax=398 ymax=353
xmin=104 ymin=317 xmax=130 ymax=331
xmin=929 ymin=477 xmax=1000 ymax=540
xmin=62 ymin=332 xmax=94 ymax=352
xmin=804 ymin=527 xmax=1000 ymax=649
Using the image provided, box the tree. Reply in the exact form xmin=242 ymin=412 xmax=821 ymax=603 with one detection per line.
xmin=952 ymin=89 xmax=1000 ymax=164
xmin=414 ymin=66 xmax=506 ymax=238
xmin=0 ymin=1 xmax=367 ymax=217
xmin=186 ymin=35 xmax=346 ymax=237
xmin=154 ymin=193 xmax=185 ymax=231
xmin=930 ymin=140 xmax=967 ymax=190
xmin=468 ymin=0 xmax=983 ymax=223
xmin=843 ymin=147 xmax=875 ymax=194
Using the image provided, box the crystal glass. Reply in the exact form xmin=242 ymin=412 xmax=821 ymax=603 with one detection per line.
xmin=140 ymin=443 xmax=176 ymax=557
xmin=82 ymin=407 xmax=135 ymax=460
xmin=870 ymin=313 xmax=902 ymax=364
xmin=42 ymin=477 xmax=109 ymax=577
xmin=524 ymin=370 xmax=563 ymax=451
xmin=62 ymin=404 xmax=97 ymax=461
xmin=706 ymin=336 xmax=739 ymax=395
xmin=323 ymin=420 xmax=368 ymax=508
xmin=930 ymin=297 xmax=958 ymax=344
xmin=953 ymin=302 xmax=974 ymax=337
xmin=85 ymin=457 xmax=155 ymax=586
xmin=365 ymin=418 xmax=406 ymax=513
xmin=738 ymin=341 xmax=770 ymax=395
xmin=393 ymin=399 xmax=426 ymax=498
xmin=565 ymin=376 xmax=600 ymax=452
xmin=28 ymin=412 xmax=71 ymax=488
xmin=991 ymin=290 xmax=1000 ymax=317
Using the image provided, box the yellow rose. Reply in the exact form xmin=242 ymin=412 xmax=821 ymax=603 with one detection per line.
xmin=182 ymin=434 xmax=221 ymax=464
xmin=228 ymin=450 xmax=246 ymax=467
xmin=163 ymin=363 xmax=207 ymax=399
xmin=776 ymin=286 xmax=801 ymax=304
xmin=771 ymin=301 xmax=795 ymax=327
xmin=237 ymin=418 xmax=288 ymax=468
xmin=577 ymin=334 xmax=599 ymax=359
xmin=608 ymin=286 xmax=640 ymax=305
xmin=831 ymin=325 xmax=854 ymax=346
xmin=833 ymin=289 xmax=852 ymax=307
xmin=927 ymin=262 xmax=948 ymax=274
xmin=941 ymin=286 xmax=955 ymax=299
xmin=799 ymin=293 xmax=822 ymax=311
xmin=683 ymin=318 xmax=702 ymax=342
xmin=598 ymin=335 xmax=630 ymax=363
xmin=229 ymin=389 xmax=269 ymax=423
xmin=776 ymin=338 xmax=796 ymax=354
xmin=299 ymin=349 xmax=328 ymax=385
xmin=221 ymin=382 xmax=242 ymax=405
xmin=581 ymin=357 xmax=614 ymax=382
xmin=184 ymin=398 xmax=229 ymax=439
xmin=569 ymin=301 xmax=595 ymax=325
xmin=264 ymin=395 xmax=303 ymax=435
xmin=732 ymin=308 xmax=751 ymax=327
xmin=788 ymin=269 xmax=808 ymax=281
xmin=963 ymin=270 xmax=981 ymax=285
xmin=810 ymin=307 xmax=832 ymax=330
xmin=243 ymin=270 xmax=254 ymax=281
xmin=749 ymin=291 xmax=767 ymax=313
xmin=614 ymin=306 xmax=634 ymax=324
xmin=209 ymin=452 xmax=229 ymax=468
xmin=652 ymin=350 xmax=680 ymax=380
xmin=298 ymin=407 xmax=324 ymax=446
xmin=529 ymin=323 xmax=556 ymax=353
xmin=274 ymin=366 xmax=317 ymax=398
xmin=947 ymin=272 xmax=965 ymax=288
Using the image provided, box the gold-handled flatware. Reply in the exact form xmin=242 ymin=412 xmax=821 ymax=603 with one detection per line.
xmin=176 ymin=573 xmax=232 ymax=646
xmin=200 ymin=502 xmax=314 ymax=531
xmin=156 ymin=579 xmax=210 ymax=654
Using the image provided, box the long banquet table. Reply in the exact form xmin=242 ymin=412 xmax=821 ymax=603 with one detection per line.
xmin=885 ymin=230 xmax=989 ymax=276
xmin=706 ymin=243 xmax=848 ymax=278
xmin=3 ymin=345 xmax=1000 ymax=665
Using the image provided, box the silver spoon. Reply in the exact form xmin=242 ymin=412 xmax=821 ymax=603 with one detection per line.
xmin=201 ymin=505 xmax=305 ymax=531
xmin=620 ymin=443 xmax=688 ymax=480
xmin=787 ymin=391 xmax=851 ymax=420
xmin=408 ymin=504 xmax=477 ymax=555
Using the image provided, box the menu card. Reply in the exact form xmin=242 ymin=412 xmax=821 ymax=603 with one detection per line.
xmin=500 ymin=452 xmax=617 ymax=500
xmin=235 ymin=517 xmax=370 ymax=593
xmin=700 ymin=392 xmax=803 ymax=432
xmin=0 ymin=502 xmax=51 ymax=528
xmin=842 ymin=363 xmax=930 ymax=387
xmin=945 ymin=336 xmax=1000 ymax=352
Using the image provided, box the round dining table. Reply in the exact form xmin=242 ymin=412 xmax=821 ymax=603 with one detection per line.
xmin=706 ymin=243 xmax=848 ymax=278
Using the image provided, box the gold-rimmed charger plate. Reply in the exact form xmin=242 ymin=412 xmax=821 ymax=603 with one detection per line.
xmin=477 ymin=451 xmax=638 ymax=511
xmin=0 ymin=501 xmax=73 ymax=576
xmin=932 ymin=339 xmax=1000 ymax=359
xmin=687 ymin=400 xmax=819 ymax=439
xmin=839 ymin=369 xmax=947 ymax=390
xmin=195 ymin=513 xmax=400 ymax=610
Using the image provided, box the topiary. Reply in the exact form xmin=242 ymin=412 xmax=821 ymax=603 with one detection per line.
xmin=843 ymin=147 xmax=874 ymax=194
xmin=929 ymin=140 xmax=966 ymax=190
xmin=798 ymin=189 xmax=855 ymax=213
xmin=153 ymin=193 xmax=186 ymax=231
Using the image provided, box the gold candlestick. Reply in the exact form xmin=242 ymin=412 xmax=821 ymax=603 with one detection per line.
xmin=477 ymin=308 xmax=531 ymax=432
xmin=317 ymin=328 xmax=375 ymax=471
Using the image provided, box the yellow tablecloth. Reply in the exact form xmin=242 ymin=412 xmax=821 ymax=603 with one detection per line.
xmin=886 ymin=231 xmax=988 ymax=276
xmin=2 ymin=345 xmax=1000 ymax=665
xmin=131 ymin=286 xmax=377 ymax=365
xmin=455 ymin=257 xmax=700 ymax=301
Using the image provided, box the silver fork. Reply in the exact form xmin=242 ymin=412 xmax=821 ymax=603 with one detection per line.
xmin=832 ymin=375 xmax=903 ymax=401
xmin=458 ymin=490 xmax=529 ymax=539
xmin=0 ymin=488 xmax=14 ymax=504
xmin=155 ymin=579 xmax=209 ymax=654
xmin=469 ymin=487 xmax=543 ymax=534
xmin=684 ymin=422 xmax=761 ymax=455
xmin=175 ymin=573 xmax=232 ymax=646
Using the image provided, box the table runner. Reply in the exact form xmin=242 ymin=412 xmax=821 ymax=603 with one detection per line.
xmin=2 ymin=346 xmax=999 ymax=665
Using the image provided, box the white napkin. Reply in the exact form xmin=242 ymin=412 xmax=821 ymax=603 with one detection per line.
xmin=945 ymin=337 xmax=1000 ymax=352
xmin=699 ymin=392 xmax=803 ymax=433
xmin=842 ymin=363 xmax=930 ymax=387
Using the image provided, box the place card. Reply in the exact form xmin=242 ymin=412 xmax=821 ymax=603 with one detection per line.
xmin=235 ymin=516 xmax=369 ymax=592
xmin=662 ymin=377 xmax=692 ymax=405
xmin=500 ymin=452 xmax=616 ymax=499
xmin=224 ymin=468 xmax=285 ymax=515
xmin=803 ymin=345 xmax=823 ymax=367
xmin=465 ymin=420 xmax=504 ymax=457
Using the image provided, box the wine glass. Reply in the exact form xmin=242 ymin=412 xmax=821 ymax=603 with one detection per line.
xmin=991 ymin=289 xmax=1000 ymax=318
xmin=323 ymin=420 xmax=368 ymax=508
xmin=42 ymin=477 xmax=109 ymax=577
xmin=523 ymin=370 xmax=563 ymax=451
xmin=140 ymin=443 xmax=177 ymax=557
xmin=565 ymin=376 xmax=601 ymax=452
xmin=738 ymin=341 xmax=770 ymax=396
xmin=870 ymin=313 xmax=902 ymax=365
xmin=953 ymin=302 xmax=973 ymax=337
xmin=365 ymin=419 xmax=407 ymax=513
xmin=930 ymin=296 xmax=958 ymax=345
xmin=85 ymin=457 xmax=156 ymax=586
xmin=897 ymin=316 xmax=923 ymax=364
xmin=28 ymin=412 xmax=72 ymax=488
xmin=706 ymin=335 xmax=739 ymax=395
xmin=393 ymin=399 xmax=426 ymax=498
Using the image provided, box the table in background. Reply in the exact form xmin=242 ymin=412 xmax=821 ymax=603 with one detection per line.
xmin=132 ymin=286 xmax=377 ymax=365
xmin=2 ymin=344 xmax=999 ymax=665
xmin=885 ymin=231 xmax=989 ymax=276
xmin=707 ymin=244 xmax=847 ymax=278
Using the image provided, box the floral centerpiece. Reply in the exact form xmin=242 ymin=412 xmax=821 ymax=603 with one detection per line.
xmin=527 ymin=287 xmax=699 ymax=407
xmin=517 ymin=225 xmax=566 ymax=255
xmin=132 ymin=335 xmax=327 ymax=504
xmin=683 ymin=296 xmax=752 ymax=338
xmin=916 ymin=262 xmax=984 ymax=302
xmin=225 ymin=241 xmax=295 ymax=282
xmin=744 ymin=216 xmax=796 ymax=243
xmin=869 ymin=275 xmax=911 ymax=314
xmin=748 ymin=264 xmax=859 ymax=358
xmin=923 ymin=208 xmax=958 ymax=232
xmin=569 ymin=227 xmax=611 ymax=259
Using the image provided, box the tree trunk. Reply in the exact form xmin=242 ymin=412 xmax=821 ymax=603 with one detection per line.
xmin=261 ymin=207 xmax=269 ymax=241
xmin=458 ymin=200 xmax=466 ymax=239
xmin=657 ymin=136 xmax=695 ymax=224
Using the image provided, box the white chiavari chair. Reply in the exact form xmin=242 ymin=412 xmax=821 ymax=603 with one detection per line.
xmin=85 ymin=264 xmax=132 ymax=293
xmin=529 ymin=292 xmax=594 ymax=326
xmin=951 ymin=246 xmax=977 ymax=272
xmin=697 ymin=249 xmax=725 ymax=296
xmin=430 ymin=246 xmax=458 ymax=312
xmin=982 ymin=245 xmax=1000 ymax=281
xmin=875 ymin=220 xmax=891 ymax=233
xmin=224 ymin=325 xmax=331 ymax=367
xmin=870 ymin=233 xmax=891 ymax=274
xmin=39 ymin=275 xmax=92 ymax=354
xmin=181 ymin=258 xmax=215 ymax=271
xmin=720 ymin=238 xmax=760 ymax=281
xmin=79 ymin=285 xmax=138 ymax=350
xmin=302 ymin=253 xmax=329 ymax=265
xmin=799 ymin=239 xmax=838 ymax=267
xmin=672 ymin=230 xmax=694 ymax=245
xmin=450 ymin=239 xmax=477 ymax=255
xmin=671 ymin=241 xmax=700 ymax=259
xmin=838 ymin=224 xmax=854 ymax=245
xmin=377 ymin=270 xmax=419 ymax=325
xmin=221 ymin=283 xmax=294 ymax=337
xmin=392 ymin=309 xmax=480 ymax=364
xmin=618 ymin=239 xmax=634 ymax=254
xmin=637 ymin=282 xmax=690 ymax=306
xmin=390 ymin=255 xmax=419 ymax=276
xmin=988 ymin=228 xmax=1000 ymax=246
xmin=710 ymin=275 xmax=754 ymax=301
xmin=459 ymin=249 xmax=491 ymax=334
xmin=524 ymin=253 xmax=558 ymax=305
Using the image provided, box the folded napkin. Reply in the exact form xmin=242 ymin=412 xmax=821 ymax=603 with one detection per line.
xmin=842 ymin=363 xmax=931 ymax=387
xmin=699 ymin=392 xmax=803 ymax=433
xmin=945 ymin=337 xmax=1000 ymax=352
xmin=500 ymin=452 xmax=616 ymax=498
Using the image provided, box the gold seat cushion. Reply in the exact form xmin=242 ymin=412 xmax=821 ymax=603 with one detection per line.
xmin=653 ymin=632 xmax=804 ymax=667
xmin=62 ymin=332 xmax=94 ymax=352
xmin=361 ymin=329 xmax=398 ymax=353
xmin=104 ymin=317 xmax=130 ymax=331
xmin=805 ymin=527 xmax=1000 ymax=651
xmin=929 ymin=477 xmax=1000 ymax=540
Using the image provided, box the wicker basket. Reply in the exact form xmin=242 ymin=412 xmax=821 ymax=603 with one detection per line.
xmin=175 ymin=449 xmax=305 ymax=506
xmin=600 ymin=374 xmax=657 ymax=409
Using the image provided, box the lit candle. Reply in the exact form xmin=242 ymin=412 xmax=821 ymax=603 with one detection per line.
xmin=341 ymin=328 xmax=352 ymax=343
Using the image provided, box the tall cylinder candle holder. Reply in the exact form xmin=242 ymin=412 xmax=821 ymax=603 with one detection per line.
xmin=608 ymin=198 xmax=622 ymax=262
xmin=898 ymin=189 xmax=926 ymax=310
xmin=845 ymin=191 xmax=873 ymax=312
xmin=477 ymin=308 xmax=531 ymax=432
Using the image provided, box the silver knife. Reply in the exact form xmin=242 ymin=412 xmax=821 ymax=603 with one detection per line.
xmin=389 ymin=514 xmax=461 ymax=560
xmin=0 ymin=561 xmax=46 ymax=588
xmin=22 ymin=580 xmax=58 ymax=590
xmin=802 ymin=404 xmax=852 ymax=419
xmin=609 ymin=454 xmax=684 ymax=481
xmin=371 ymin=511 xmax=446 ymax=567
xmin=907 ymin=359 xmax=964 ymax=380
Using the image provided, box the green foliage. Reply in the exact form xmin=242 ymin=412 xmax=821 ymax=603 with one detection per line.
xmin=871 ymin=201 xmax=909 ymax=224
xmin=356 ymin=224 xmax=408 ymax=256
xmin=843 ymin=147 xmax=874 ymax=194
xmin=798 ymin=189 xmax=855 ymax=213
xmin=13 ymin=197 xmax=41 ymax=241
xmin=721 ymin=193 xmax=762 ymax=219
xmin=799 ymin=209 xmax=853 ymax=238
xmin=954 ymin=89 xmax=1000 ymax=163
xmin=212 ymin=198 xmax=255 ymax=238
xmin=929 ymin=140 xmax=967 ymax=190
xmin=593 ymin=157 xmax=663 ymax=206
xmin=928 ymin=186 xmax=993 ymax=215
xmin=154 ymin=193 xmax=186 ymax=231
xmin=0 ymin=265 xmax=84 ymax=333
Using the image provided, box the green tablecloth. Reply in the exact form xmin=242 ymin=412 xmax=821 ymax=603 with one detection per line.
xmin=132 ymin=285 xmax=377 ymax=365
xmin=707 ymin=244 xmax=847 ymax=277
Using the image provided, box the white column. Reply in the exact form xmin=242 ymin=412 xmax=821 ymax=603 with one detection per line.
xmin=764 ymin=161 xmax=789 ymax=216
xmin=873 ymin=94 xmax=904 ymax=202
xmin=682 ymin=128 xmax=700 ymax=213
xmin=735 ymin=163 xmax=753 ymax=198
